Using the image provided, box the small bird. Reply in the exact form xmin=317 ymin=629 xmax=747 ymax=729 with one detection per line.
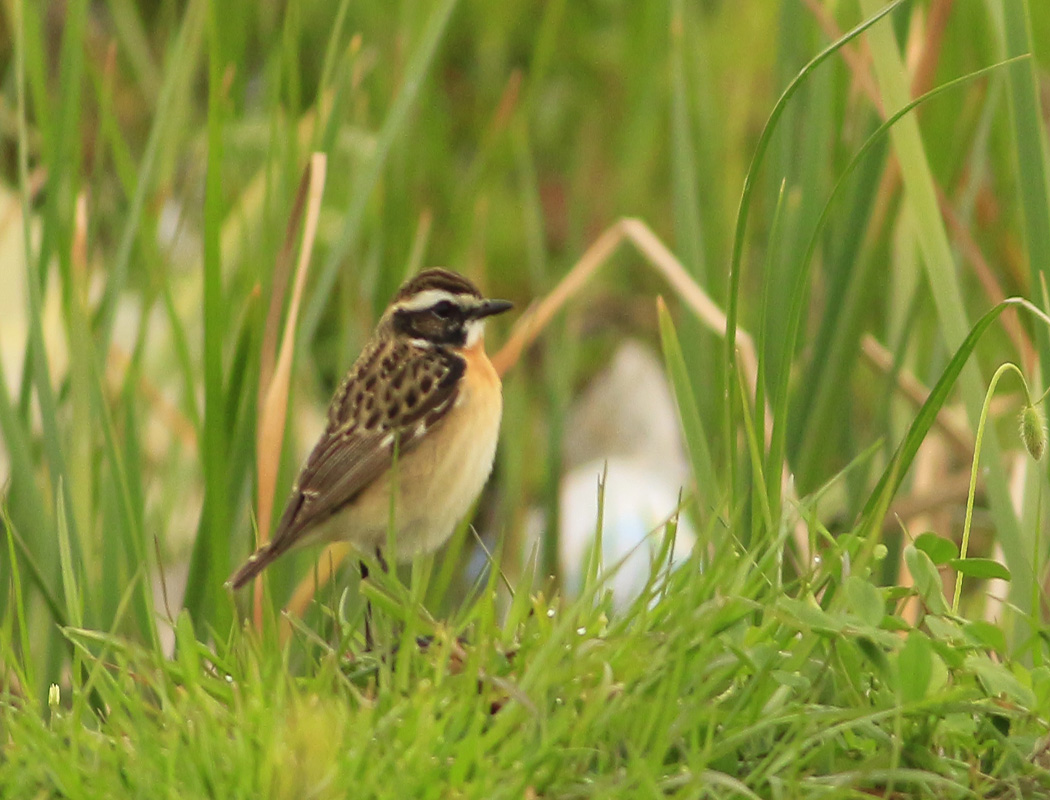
xmin=228 ymin=268 xmax=512 ymax=591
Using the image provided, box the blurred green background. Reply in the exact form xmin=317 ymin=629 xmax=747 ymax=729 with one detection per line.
xmin=2 ymin=0 xmax=1050 ymax=691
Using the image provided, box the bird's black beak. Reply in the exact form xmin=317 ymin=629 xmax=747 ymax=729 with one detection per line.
xmin=472 ymin=299 xmax=514 ymax=319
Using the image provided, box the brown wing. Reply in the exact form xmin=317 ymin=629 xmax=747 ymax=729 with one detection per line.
xmin=228 ymin=339 xmax=463 ymax=588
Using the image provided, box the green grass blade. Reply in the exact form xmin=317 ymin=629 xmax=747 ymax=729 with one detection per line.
xmin=55 ymin=490 xmax=83 ymax=631
xmin=94 ymin=0 xmax=206 ymax=347
xmin=14 ymin=0 xmax=83 ymax=579
xmin=102 ymin=0 xmax=161 ymax=99
xmin=669 ymin=0 xmax=707 ymax=284
xmin=657 ymin=298 xmax=717 ymax=516
xmin=861 ymin=298 xmax=1048 ymax=523
xmin=301 ymin=0 xmax=460 ymax=345
xmin=1002 ymin=0 xmax=1050 ymax=273
xmin=2 ymin=503 xmax=34 ymax=691
xmin=860 ymin=0 xmax=1029 ymax=615
xmin=0 ymin=356 xmax=51 ymax=571
xmin=1001 ymin=0 xmax=1050 ymax=383
xmin=771 ymin=59 xmax=1023 ymax=514
xmin=722 ymin=0 xmax=905 ymax=495
xmin=185 ymin=1 xmax=231 ymax=633
xmin=4 ymin=513 xmax=68 ymax=640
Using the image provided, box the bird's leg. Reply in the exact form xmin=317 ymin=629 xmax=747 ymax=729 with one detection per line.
xmin=368 ymin=548 xmax=394 ymax=653
xmin=360 ymin=549 xmax=388 ymax=651
xmin=360 ymin=559 xmax=373 ymax=651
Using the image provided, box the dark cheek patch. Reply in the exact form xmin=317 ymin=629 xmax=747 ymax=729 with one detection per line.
xmin=417 ymin=317 xmax=443 ymax=340
xmin=394 ymin=308 xmax=467 ymax=346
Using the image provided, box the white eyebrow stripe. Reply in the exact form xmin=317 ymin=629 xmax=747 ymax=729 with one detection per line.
xmin=397 ymin=289 xmax=473 ymax=312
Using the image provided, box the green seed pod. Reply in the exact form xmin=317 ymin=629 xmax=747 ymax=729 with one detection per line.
xmin=1020 ymin=404 xmax=1047 ymax=461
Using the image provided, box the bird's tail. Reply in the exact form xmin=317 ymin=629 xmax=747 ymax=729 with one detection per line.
xmin=226 ymin=540 xmax=290 ymax=590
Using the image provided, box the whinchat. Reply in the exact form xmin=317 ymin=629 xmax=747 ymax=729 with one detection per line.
xmin=228 ymin=268 xmax=512 ymax=590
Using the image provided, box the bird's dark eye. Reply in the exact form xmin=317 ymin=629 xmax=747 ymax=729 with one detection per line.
xmin=432 ymin=300 xmax=455 ymax=319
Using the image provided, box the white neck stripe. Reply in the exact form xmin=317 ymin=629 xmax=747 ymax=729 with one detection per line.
xmin=465 ymin=319 xmax=486 ymax=348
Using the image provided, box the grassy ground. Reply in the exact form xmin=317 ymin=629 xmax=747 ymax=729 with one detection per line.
xmin=3 ymin=0 xmax=1050 ymax=796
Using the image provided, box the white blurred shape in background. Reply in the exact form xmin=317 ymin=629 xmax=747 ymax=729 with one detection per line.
xmin=556 ymin=340 xmax=696 ymax=609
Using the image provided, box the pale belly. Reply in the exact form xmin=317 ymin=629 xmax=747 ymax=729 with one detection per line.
xmin=312 ymin=351 xmax=502 ymax=560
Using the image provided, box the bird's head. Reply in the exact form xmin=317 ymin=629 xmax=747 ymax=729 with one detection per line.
xmin=386 ymin=268 xmax=513 ymax=349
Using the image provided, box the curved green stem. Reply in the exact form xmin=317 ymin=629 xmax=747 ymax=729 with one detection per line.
xmin=953 ymin=362 xmax=1029 ymax=614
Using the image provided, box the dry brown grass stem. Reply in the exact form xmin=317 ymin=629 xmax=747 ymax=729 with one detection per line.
xmin=259 ymin=165 xmax=315 ymax=411
xmin=799 ymin=0 xmax=883 ymax=113
xmin=492 ymin=217 xmax=769 ymax=440
xmin=282 ymin=542 xmax=351 ymax=638
xmin=253 ymin=152 xmax=328 ymax=629
xmin=938 ymin=191 xmax=1033 ymax=364
xmin=885 ymin=468 xmax=978 ymax=530
xmin=859 ymin=334 xmax=974 ymax=458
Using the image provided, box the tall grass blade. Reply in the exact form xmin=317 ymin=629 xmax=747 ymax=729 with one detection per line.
xmin=860 ymin=0 xmax=1029 ymax=613
xmin=772 ymin=60 xmax=1022 ymax=514
xmin=657 ymin=298 xmax=717 ymax=515
xmin=301 ymin=0 xmax=460 ymax=345
xmin=55 ymin=490 xmax=83 ymax=631
xmin=3 ymin=504 xmax=34 ymax=691
xmin=188 ymin=1 xmax=232 ymax=632
xmin=861 ymin=298 xmax=1050 ymax=528
xmin=1001 ymin=0 xmax=1050 ymax=382
xmin=14 ymin=0 xmax=83 ymax=583
xmin=723 ymin=0 xmax=904 ymax=494
xmin=0 ymin=357 xmax=50 ymax=572
xmin=95 ymin=0 xmax=206 ymax=347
